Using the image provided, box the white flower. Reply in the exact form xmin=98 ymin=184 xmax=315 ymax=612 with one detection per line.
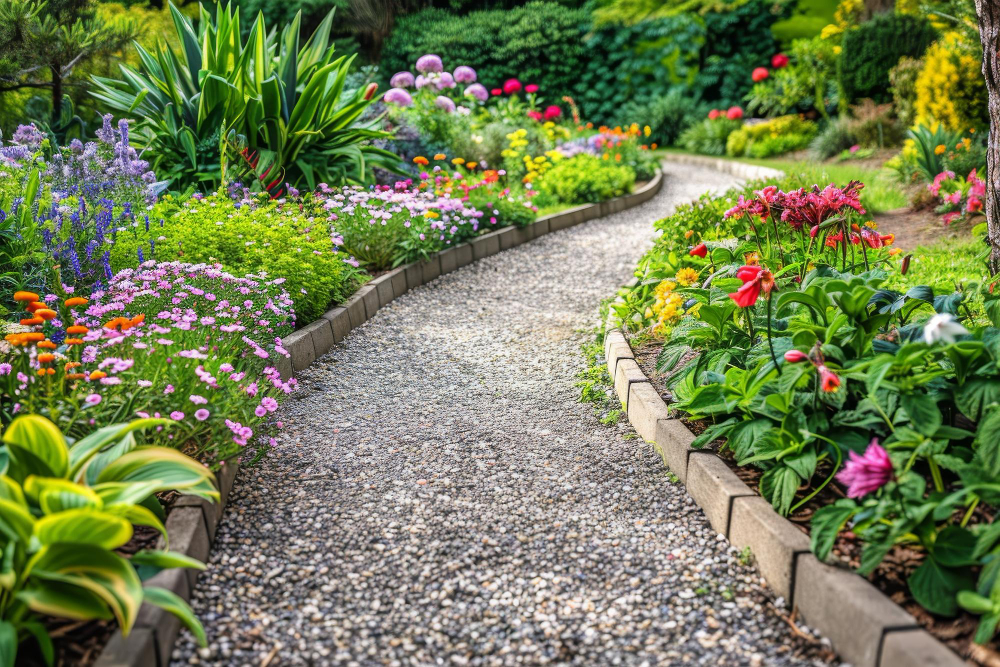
xmin=923 ymin=313 xmax=969 ymax=345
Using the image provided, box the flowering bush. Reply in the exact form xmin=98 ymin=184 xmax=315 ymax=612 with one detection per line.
xmin=2 ymin=263 xmax=295 ymax=465
xmin=928 ymin=169 xmax=985 ymax=226
xmin=725 ymin=114 xmax=818 ymax=158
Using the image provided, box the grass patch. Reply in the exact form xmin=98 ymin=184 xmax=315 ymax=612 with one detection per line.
xmin=576 ymin=331 xmax=623 ymax=426
xmin=887 ymin=234 xmax=989 ymax=293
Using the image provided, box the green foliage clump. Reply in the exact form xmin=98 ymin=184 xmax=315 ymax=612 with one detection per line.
xmin=888 ymin=55 xmax=922 ymax=128
xmin=110 ymin=194 xmax=356 ymax=322
xmin=618 ymin=87 xmax=708 ymax=146
xmin=745 ymin=35 xmax=838 ymax=119
xmin=679 ymin=117 xmax=742 ymax=155
xmin=726 ymin=115 xmax=818 ymax=158
xmin=534 ymin=155 xmax=635 ymax=205
xmin=809 ymin=116 xmax=858 ymax=159
xmin=838 ymin=12 xmax=937 ymax=104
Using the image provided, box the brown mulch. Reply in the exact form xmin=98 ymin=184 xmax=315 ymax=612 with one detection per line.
xmin=631 ymin=341 xmax=999 ymax=665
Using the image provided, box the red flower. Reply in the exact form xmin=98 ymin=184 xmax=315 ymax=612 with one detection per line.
xmin=818 ymin=365 xmax=841 ymax=392
xmin=708 ymin=109 xmax=721 ymax=120
xmin=752 ymin=67 xmax=769 ymax=82
xmin=783 ymin=350 xmax=808 ymax=363
xmin=525 ymin=84 xmax=539 ymax=93
xmin=527 ymin=110 xmax=543 ymax=121
xmin=689 ymin=243 xmax=708 ymax=258
xmin=503 ymin=78 xmax=522 ymax=94
xmin=728 ymin=265 xmax=775 ymax=308
xmin=491 ymin=88 xmax=502 ymax=96
xmin=771 ymin=53 xmax=789 ymax=69
xmin=543 ymin=105 xmax=562 ymax=120
xmin=726 ymin=106 xmax=744 ymax=120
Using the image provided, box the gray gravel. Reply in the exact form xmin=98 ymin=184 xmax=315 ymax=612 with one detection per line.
xmin=173 ymin=162 xmax=834 ymax=667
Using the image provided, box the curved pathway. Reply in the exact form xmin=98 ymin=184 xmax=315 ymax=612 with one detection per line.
xmin=173 ymin=162 xmax=833 ymax=666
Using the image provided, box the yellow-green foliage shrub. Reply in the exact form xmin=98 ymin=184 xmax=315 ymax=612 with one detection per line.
xmin=915 ymin=32 xmax=988 ymax=132
xmin=726 ymin=115 xmax=818 ymax=158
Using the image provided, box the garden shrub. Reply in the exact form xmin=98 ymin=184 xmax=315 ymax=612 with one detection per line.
xmin=847 ymin=98 xmax=904 ymax=147
xmin=109 ymin=194 xmax=356 ymax=322
xmin=618 ymin=87 xmax=707 ymax=146
xmin=888 ymin=56 xmax=922 ymax=128
xmin=914 ymin=32 xmax=988 ymax=132
xmin=679 ymin=117 xmax=742 ymax=156
xmin=744 ymin=35 xmax=839 ymax=119
xmin=838 ymin=12 xmax=937 ymax=104
xmin=533 ymin=155 xmax=635 ymax=205
xmin=809 ymin=116 xmax=859 ymax=159
xmin=726 ymin=115 xmax=818 ymax=158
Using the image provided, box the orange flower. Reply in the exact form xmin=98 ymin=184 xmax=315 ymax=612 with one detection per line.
xmin=64 ymin=297 xmax=88 ymax=307
xmin=13 ymin=291 xmax=39 ymax=302
xmin=121 ymin=314 xmax=145 ymax=330
xmin=89 ymin=370 xmax=107 ymax=380
xmin=65 ymin=373 xmax=86 ymax=380
xmin=65 ymin=338 xmax=84 ymax=345
xmin=37 ymin=353 xmax=55 ymax=364
xmin=20 ymin=318 xmax=44 ymax=326
xmin=104 ymin=317 xmax=128 ymax=330
xmin=66 ymin=325 xmax=88 ymax=334
xmin=65 ymin=361 xmax=81 ymax=369
xmin=651 ymin=143 xmax=658 ymax=150
xmin=27 ymin=301 xmax=47 ymax=312
xmin=413 ymin=156 xmax=429 ymax=165
xmin=34 ymin=309 xmax=57 ymax=321
xmin=37 ymin=340 xmax=56 ymax=349
xmin=22 ymin=332 xmax=44 ymax=342
xmin=433 ymin=153 xmax=446 ymax=161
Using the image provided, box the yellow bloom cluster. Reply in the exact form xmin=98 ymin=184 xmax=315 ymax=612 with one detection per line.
xmin=501 ymin=128 xmax=529 ymax=160
xmin=651 ymin=280 xmax=684 ymax=332
xmin=820 ymin=0 xmax=863 ymax=41
xmin=915 ymin=33 xmax=987 ymax=132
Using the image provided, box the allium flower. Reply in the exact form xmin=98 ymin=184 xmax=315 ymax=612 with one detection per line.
xmin=771 ymin=53 xmax=789 ymax=68
xmin=503 ymin=78 xmax=522 ymax=95
xmin=390 ymin=71 xmax=415 ymax=87
xmin=415 ymin=74 xmax=432 ymax=89
xmin=384 ymin=88 xmax=413 ymax=107
xmin=435 ymin=96 xmax=456 ymax=113
xmin=464 ymin=83 xmax=488 ymax=101
xmin=453 ymin=66 xmax=477 ymax=83
xmin=752 ymin=67 xmax=769 ymax=82
xmin=923 ymin=313 xmax=969 ymax=345
xmin=416 ymin=54 xmax=443 ymax=73
xmin=437 ymin=71 xmax=456 ymax=89
xmin=836 ymin=439 xmax=893 ymax=498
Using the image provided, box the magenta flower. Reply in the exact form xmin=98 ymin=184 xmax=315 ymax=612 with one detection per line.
xmin=195 ymin=409 xmax=210 ymax=421
xmin=453 ymin=65 xmax=477 ymax=83
xmin=255 ymin=405 xmax=267 ymax=417
xmin=0 ymin=363 xmax=11 ymax=375
xmin=390 ymin=71 xmax=414 ymax=88
xmin=415 ymin=54 xmax=443 ymax=73
xmin=189 ymin=394 xmax=208 ymax=405
xmin=85 ymin=393 xmax=102 ymax=406
xmin=170 ymin=411 xmax=185 ymax=421
xmin=836 ymin=439 xmax=893 ymax=498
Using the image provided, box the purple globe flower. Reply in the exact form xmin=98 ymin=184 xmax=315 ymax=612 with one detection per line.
xmin=384 ymin=88 xmax=413 ymax=107
xmin=390 ymin=71 xmax=415 ymax=88
xmin=415 ymin=74 xmax=433 ymax=89
xmin=416 ymin=54 xmax=443 ymax=73
xmin=434 ymin=95 xmax=456 ymax=113
xmin=436 ymin=71 xmax=456 ymax=89
xmin=464 ymin=83 xmax=488 ymax=102
xmin=454 ymin=66 xmax=477 ymax=83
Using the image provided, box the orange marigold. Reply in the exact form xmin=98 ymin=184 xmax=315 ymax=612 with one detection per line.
xmin=413 ymin=156 xmax=429 ymax=165
xmin=37 ymin=340 xmax=56 ymax=349
xmin=65 ymin=361 xmax=81 ymax=369
xmin=64 ymin=297 xmax=88 ymax=307
xmin=65 ymin=373 xmax=86 ymax=380
xmin=20 ymin=318 xmax=43 ymax=326
xmin=13 ymin=291 xmax=39 ymax=302
xmin=27 ymin=301 xmax=46 ymax=312
xmin=37 ymin=353 xmax=55 ymax=363
xmin=433 ymin=153 xmax=446 ymax=161
xmin=89 ymin=370 xmax=107 ymax=380
xmin=22 ymin=332 xmax=44 ymax=342
xmin=35 ymin=309 xmax=57 ymax=321
xmin=66 ymin=325 xmax=88 ymax=334
xmin=65 ymin=338 xmax=84 ymax=345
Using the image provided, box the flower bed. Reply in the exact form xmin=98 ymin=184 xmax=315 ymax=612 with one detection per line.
xmin=605 ymin=168 xmax=1000 ymax=662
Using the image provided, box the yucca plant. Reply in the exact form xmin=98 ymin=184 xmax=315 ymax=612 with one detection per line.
xmin=907 ymin=123 xmax=964 ymax=182
xmin=0 ymin=415 xmax=215 ymax=664
xmin=90 ymin=2 xmax=401 ymax=193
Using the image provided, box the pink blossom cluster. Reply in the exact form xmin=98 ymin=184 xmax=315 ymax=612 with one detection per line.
xmin=929 ymin=169 xmax=985 ymax=225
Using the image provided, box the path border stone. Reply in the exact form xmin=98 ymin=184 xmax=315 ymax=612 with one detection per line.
xmin=603 ymin=311 xmax=964 ymax=667
xmin=94 ymin=169 xmax=664 ymax=667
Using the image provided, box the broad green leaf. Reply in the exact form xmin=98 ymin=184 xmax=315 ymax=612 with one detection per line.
xmin=900 ymin=392 xmax=942 ymax=437
xmin=106 ymin=503 xmax=167 ymax=541
xmin=16 ymin=581 xmax=114 ymax=622
xmin=131 ymin=549 xmax=205 ymax=571
xmin=934 ymin=526 xmax=978 ymax=567
xmin=96 ymin=447 xmax=218 ymax=501
xmin=0 ymin=620 xmax=15 ymax=667
xmin=759 ymin=465 xmax=800 ymax=516
xmin=0 ymin=476 xmax=25 ymax=508
xmin=810 ymin=500 xmax=857 ymax=560
xmin=0 ymin=498 xmax=34 ymax=543
xmin=2 ymin=415 xmax=69 ymax=480
xmin=34 ymin=510 xmax=133 ymax=549
xmin=909 ymin=558 xmax=972 ymax=617
xmin=19 ymin=621 xmax=54 ymax=667
xmin=956 ymin=379 xmax=1000 ymax=421
xmin=143 ymin=586 xmax=207 ymax=646
xmin=24 ymin=477 xmax=102 ymax=513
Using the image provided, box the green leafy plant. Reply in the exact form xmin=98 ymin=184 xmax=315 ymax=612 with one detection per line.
xmin=91 ymin=2 xmax=400 ymax=192
xmin=838 ymin=12 xmax=937 ymax=104
xmin=0 ymin=414 xmax=215 ymax=662
xmin=725 ymin=115 xmax=817 ymax=158
xmin=908 ymin=124 xmax=964 ymax=182
xmin=533 ymin=155 xmax=635 ymax=206
xmin=679 ymin=117 xmax=742 ymax=155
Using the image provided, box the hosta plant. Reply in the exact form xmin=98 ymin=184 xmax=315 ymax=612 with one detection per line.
xmin=0 ymin=414 xmax=214 ymax=663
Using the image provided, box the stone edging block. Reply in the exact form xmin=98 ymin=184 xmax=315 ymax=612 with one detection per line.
xmin=281 ymin=328 xmax=315 ymax=372
xmin=606 ymin=299 xmax=964 ymax=666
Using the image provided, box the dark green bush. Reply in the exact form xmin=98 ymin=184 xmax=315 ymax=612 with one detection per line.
xmin=839 ymin=12 xmax=937 ymax=104
xmin=618 ymin=88 xmax=708 ymax=146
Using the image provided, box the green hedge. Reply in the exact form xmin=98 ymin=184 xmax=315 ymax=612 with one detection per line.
xmin=839 ymin=12 xmax=937 ymax=104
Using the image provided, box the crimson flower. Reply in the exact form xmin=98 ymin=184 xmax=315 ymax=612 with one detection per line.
xmin=818 ymin=365 xmax=840 ymax=392
xmin=752 ymin=67 xmax=769 ymax=82
xmin=527 ymin=110 xmax=543 ymax=121
xmin=726 ymin=106 xmax=744 ymax=120
xmin=777 ymin=182 xmax=866 ymax=230
xmin=491 ymin=88 xmax=502 ymax=96
xmin=525 ymin=83 xmax=539 ymax=93
xmin=783 ymin=350 xmax=808 ymax=363
xmin=728 ymin=264 xmax=775 ymax=308
xmin=503 ymin=78 xmax=522 ymax=94
xmin=708 ymin=109 xmax=721 ymax=120
xmin=689 ymin=243 xmax=708 ymax=258
xmin=543 ymin=105 xmax=562 ymax=120
xmin=836 ymin=438 xmax=893 ymax=498
xmin=771 ymin=53 xmax=789 ymax=68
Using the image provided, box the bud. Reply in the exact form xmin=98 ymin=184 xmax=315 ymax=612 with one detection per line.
xmin=783 ymin=350 xmax=808 ymax=363
xmin=363 ymin=82 xmax=378 ymax=101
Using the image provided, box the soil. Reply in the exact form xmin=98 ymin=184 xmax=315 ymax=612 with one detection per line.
xmin=631 ymin=341 xmax=1000 ymax=666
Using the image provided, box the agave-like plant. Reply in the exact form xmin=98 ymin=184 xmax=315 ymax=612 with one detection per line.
xmin=0 ymin=415 xmax=215 ymax=663
xmin=90 ymin=2 xmax=400 ymax=193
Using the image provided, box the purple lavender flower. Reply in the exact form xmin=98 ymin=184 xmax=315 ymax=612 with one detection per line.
xmin=11 ymin=124 xmax=44 ymax=149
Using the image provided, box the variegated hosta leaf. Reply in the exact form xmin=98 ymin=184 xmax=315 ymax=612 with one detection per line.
xmin=0 ymin=477 xmax=26 ymax=508
xmin=16 ymin=580 xmax=114 ymax=622
xmin=105 ymin=504 xmax=167 ymax=542
xmin=1 ymin=416 xmax=69 ymax=481
xmin=67 ymin=418 xmax=173 ymax=484
xmin=0 ymin=498 xmax=35 ymax=544
xmin=0 ymin=620 xmax=16 ymax=667
xmin=23 ymin=477 xmax=102 ymax=514
xmin=34 ymin=510 xmax=132 ymax=550
xmin=131 ymin=549 xmax=205 ymax=571
xmin=96 ymin=447 xmax=219 ymax=502
xmin=143 ymin=586 xmax=207 ymax=646
xmin=25 ymin=544 xmax=143 ymax=632
xmin=92 ymin=480 xmax=165 ymax=507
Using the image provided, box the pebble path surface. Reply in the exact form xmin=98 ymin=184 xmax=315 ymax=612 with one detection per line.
xmin=173 ymin=162 xmax=834 ymax=667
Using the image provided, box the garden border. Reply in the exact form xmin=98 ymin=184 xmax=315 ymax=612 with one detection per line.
xmin=93 ymin=169 xmax=664 ymax=667
xmin=603 ymin=311 xmax=965 ymax=667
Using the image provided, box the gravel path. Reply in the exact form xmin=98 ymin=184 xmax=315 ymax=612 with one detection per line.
xmin=173 ymin=162 xmax=834 ymax=667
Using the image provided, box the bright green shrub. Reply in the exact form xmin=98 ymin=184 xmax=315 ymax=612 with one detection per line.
xmin=679 ymin=117 xmax=742 ymax=156
xmin=839 ymin=12 xmax=937 ymax=104
xmin=534 ymin=155 xmax=635 ymax=205
xmin=109 ymin=194 xmax=355 ymax=322
xmin=726 ymin=115 xmax=818 ymax=158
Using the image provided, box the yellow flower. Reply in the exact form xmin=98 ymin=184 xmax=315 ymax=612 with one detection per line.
xmin=644 ymin=125 xmax=651 ymax=137
xmin=452 ymin=157 xmax=465 ymax=165
xmin=934 ymin=144 xmax=946 ymax=155
xmin=675 ymin=267 xmax=699 ymax=286
xmin=424 ymin=211 xmax=439 ymax=219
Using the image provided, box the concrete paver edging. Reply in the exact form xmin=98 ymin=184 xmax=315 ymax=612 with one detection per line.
xmin=94 ymin=169 xmax=664 ymax=666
